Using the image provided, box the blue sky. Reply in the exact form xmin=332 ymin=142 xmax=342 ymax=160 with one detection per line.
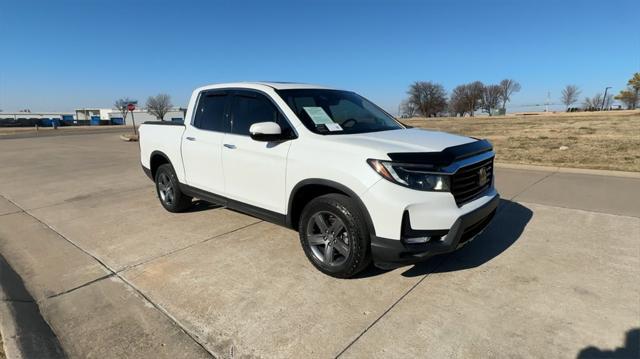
xmin=1 ymin=0 xmax=638 ymax=113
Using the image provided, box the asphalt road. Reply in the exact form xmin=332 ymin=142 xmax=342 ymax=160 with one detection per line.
xmin=0 ymin=126 xmax=132 ymax=140
xmin=0 ymin=133 xmax=638 ymax=358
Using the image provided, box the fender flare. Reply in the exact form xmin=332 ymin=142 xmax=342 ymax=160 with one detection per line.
xmin=286 ymin=179 xmax=376 ymax=237
xmin=148 ymin=150 xmax=174 ymax=179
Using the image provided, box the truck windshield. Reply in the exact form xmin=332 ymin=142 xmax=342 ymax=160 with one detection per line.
xmin=276 ymin=89 xmax=404 ymax=135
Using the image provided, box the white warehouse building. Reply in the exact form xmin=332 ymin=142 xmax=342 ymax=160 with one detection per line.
xmin=107 ymin=109 xmax=186 ymax=125
xmin=75 ymin=108 xmax=186 ymax=125
xmin=1 ymin=108 xmax=185 ymax=127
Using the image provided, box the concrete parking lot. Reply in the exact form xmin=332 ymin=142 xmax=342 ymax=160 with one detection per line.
xmin=0 ymin=132 xmax=638 ymax=358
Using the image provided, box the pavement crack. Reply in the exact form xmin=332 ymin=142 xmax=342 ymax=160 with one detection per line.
xmin=117 ymin=275 xmax=218 ymax=358
xmin=509 ymin=168 xmax=558 ymax=201
xmin=1 ymin=184 xmax=151 ymax=215
xmin=117 ymin=220 xmax=263 ymax=274
xmin=334 ymin=255 xmax=450 ymax=358
xmin=0 ymin=210 xmax=24 ymax=218
xmin=0 ymin=193 xmax=217 ymax=358
xmin=45 ymin=274 xmax=114 ymax=300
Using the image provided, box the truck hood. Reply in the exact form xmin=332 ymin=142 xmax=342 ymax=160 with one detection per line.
xmin=327 ymin=128 xmax=476 ymax=155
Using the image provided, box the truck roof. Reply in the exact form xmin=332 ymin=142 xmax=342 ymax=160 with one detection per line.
xmin=194 ymin=82 xmax=337 ymax=92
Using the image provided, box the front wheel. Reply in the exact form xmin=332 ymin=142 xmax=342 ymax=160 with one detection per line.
xmin=298 ymin=194 xmax=371 ymax=278
xmin=155 ymin=163 xmax=192 ymax=213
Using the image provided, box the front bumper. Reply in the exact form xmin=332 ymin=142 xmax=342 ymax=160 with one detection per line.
xmin=371 ymin=194 xmax=499 ymax=269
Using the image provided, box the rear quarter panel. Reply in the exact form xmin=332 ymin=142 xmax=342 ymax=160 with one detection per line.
xmin=139 ymin=124 xmax=187 ymax=182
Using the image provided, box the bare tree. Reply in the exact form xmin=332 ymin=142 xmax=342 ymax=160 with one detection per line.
xmin=406 ymin=81 xmax=448 ymax=117
xmin=560 ymin=85 xmax=581 ymax=109
xmin=399 ymin=99 xmax=418 ymax=118
xmin=449 ymin=82 xmax=483 ymax=117
xmin=463 ymin=81 xmax=484 ymax=117
xmin=481 ymin=84 xmax=502 ymax=116
xmin=448 ymin=86 xmax=467 ymax=116
xmin=499 ymin=79 xmax=521 ymax=110
xmin=146 ymin=94 xmax=173 ymax=121
xmin=583 ymin=93 xmax=603 ymax=111
xmin=114 ymin=97 xmax=135 ymax=123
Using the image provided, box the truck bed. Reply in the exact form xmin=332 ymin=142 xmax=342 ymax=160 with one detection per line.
xmin=139 ymin=121 xmax=187 ymax=181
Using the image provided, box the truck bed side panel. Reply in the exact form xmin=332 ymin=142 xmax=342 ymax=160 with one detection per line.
xmin=139 ymin=123 xmax=187 ymax=182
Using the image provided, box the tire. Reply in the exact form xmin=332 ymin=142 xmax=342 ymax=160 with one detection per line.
xmin=154 ymin=163 xmax=192 ymax=213
xmin=298 ymin=194 xmax=371 ymax=278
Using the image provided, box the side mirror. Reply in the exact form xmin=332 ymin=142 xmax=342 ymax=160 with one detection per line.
xmin=249 ymin=122 xmax=285 ymax=141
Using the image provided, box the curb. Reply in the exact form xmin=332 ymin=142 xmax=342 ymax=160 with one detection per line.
xmin=495 ymin=162 xmax=640 ymax=179
xmin=0 ymin=255 xmax=65 ymax=359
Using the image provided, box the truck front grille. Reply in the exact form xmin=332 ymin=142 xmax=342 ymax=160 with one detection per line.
xmin=451 ymin=157 xmax=494 ymax=206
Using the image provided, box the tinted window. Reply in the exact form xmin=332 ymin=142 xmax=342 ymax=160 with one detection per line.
xmin=230 ymin=92 xmax=291 ymax=135
xmin=193 ymin=92 xmax=229 ymax=132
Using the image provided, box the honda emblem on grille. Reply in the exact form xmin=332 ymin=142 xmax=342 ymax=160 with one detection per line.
xmin=478 ymin=167 xmax=489 ymax=186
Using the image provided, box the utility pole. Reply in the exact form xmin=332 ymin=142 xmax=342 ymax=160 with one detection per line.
xmin=545 ymin=91 xmax=550 ymax=112
xmin=601 ymin=86 xmax=612 ymax=111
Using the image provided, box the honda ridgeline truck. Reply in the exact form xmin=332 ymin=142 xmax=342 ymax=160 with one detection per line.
xmin=140 ymin=82 xmax=499 ymax=278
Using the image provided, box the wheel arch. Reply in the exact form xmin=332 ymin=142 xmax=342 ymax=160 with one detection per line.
xmin=286 ymin=179 xmax=376 ymax=237
xmin=149 ymin=150 xmax=173 ymax=180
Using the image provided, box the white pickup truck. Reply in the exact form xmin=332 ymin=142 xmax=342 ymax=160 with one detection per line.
xmin=140 ymin=82 xmax=499 ymax=278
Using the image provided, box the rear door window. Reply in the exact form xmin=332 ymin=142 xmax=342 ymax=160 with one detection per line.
xmin=193 ymin=91 xmax=230 ymax=132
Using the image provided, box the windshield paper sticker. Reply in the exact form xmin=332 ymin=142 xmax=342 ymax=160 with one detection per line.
xmin=303 ymin=106 xmax=334 ymax=125
xmin=325 ymin=123 xmax=343 ymax=132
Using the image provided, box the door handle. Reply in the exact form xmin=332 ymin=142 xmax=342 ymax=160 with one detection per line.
xmin=185 ymin=136 xmax=196 ymax=141
xmin=223 ymin=143 xmax=236 ymax=149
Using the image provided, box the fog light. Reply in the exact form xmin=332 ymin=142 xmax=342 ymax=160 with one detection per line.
xmin=404 ymin=236 xmax=431 ymax=244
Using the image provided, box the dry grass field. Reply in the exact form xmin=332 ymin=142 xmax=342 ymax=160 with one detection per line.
xmin=404 ymin=110 xmax=640 ymax=172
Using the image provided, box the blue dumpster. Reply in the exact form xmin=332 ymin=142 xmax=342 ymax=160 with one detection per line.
xmin=111 ymin=117 xmax=124 ymax=125
xmin=40 ymin=118 xmax=52 ymax=127
xmin=62 ymin=115 xmax=75 ymax=126
xmin=90 ymin=116 xmax=101 ymax=126
xmin=171 ymin=118 xmax=183 ymax=123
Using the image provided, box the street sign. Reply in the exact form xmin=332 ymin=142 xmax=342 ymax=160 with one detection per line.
xmin=127 ymin=103 xmax=136 ymax=111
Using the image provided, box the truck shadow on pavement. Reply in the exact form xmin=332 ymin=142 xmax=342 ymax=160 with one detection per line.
xmin=576 ymin=328 xmax=639 ymax=358
xmin=184 ymin=199 xmax=222 ymax=213
xmin=356 ymin=199 xmax=532 ymax=278
xmin=0 ymin=255 xmax=65 ymax=358
xmin=402 ymin=199 xmax=532 ymax=277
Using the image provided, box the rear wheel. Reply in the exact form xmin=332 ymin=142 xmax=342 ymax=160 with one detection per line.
xmin=298 ymin=194 xmax=371 ymax=278
xmin=155 ymin=163 xmax=192 ymax=212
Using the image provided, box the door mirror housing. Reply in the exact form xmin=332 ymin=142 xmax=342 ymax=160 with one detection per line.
xmin=249 ymin=122 xmax=286 ymax=141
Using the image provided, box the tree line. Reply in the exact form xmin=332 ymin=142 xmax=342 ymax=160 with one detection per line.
xmin=614 ymin=73 xmax=639 ymax=110
xmin=399 ymin=79 xmax=521 ymax=118
xmin=561 ymin=73 xmax=640 ymax=111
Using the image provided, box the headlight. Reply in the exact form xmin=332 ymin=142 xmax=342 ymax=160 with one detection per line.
xmin=367 ymin=159 xmax=450 ymax=192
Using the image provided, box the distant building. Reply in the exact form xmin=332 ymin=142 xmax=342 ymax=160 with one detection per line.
xmin=107 ymin=109 xmax=185 ymax=125
xmin=0 ymin=108 xmax=185 ymax=127
xmin=0 ymin=112 xmax=75 ymax=127
xmin=74 ymin=108 xmax=112 ymax=121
